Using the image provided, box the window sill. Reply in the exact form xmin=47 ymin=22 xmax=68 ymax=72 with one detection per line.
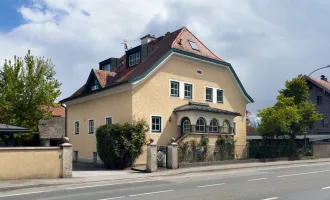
xmin=74 ymin=133 xmax=79 ymax=135
xmin=184 ymin=97 xmax=193 ymax=100
xmin=217 ymin=101 xmax=224 ymax=104
xmin=205 ymin=100 xmax=213 ymax=103
xmin=88 ymin=133 xmax=94 ymax=135
xmin=151 ymin=132 xmax=162 ymax=134
xmin=170 ymin=95 xmax=180 ymax=98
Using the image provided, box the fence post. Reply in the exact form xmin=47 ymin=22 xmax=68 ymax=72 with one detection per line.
xmin=146 ymin=139 xmax=157 ymax=173
xmin=61 ymin=137 xmax=72 ymax=178
xmin=167 ymin=139 xmax=179 ymax=169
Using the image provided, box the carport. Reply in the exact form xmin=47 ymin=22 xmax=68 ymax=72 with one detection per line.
xmin=0 ymin=124 xmax=30 ymax=146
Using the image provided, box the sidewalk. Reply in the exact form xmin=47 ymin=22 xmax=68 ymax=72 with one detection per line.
xmin=1 ymin=158 xmax=330 ymax=192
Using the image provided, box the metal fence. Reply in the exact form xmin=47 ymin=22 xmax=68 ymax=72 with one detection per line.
xmin=178 ymin=145 xmax=248 ymax=163
xmin=178 ymin=144 xmax=312 ymax=163
xmin=248 ymin=145 xmax=312 ymax=159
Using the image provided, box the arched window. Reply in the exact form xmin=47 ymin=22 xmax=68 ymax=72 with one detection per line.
xmin=196 ymin=117 xmax=206 ymax=133
xmin=209 ymin=118 xmax=219 ymax=133
xmin=222 ymin=120 xmax=230 ymax=133
xmin=183 ymin=118 xmax=191 ymax=133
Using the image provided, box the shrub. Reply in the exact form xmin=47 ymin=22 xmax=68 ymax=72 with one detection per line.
xmin=215 ymin=136 xmax=235 ymax=160
xmin=96 ymin=118 xmax=148 ymax=169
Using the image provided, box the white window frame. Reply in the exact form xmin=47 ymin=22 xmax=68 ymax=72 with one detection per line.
xmin=136 ymin=52 xmax=141 ymax=64
xmin=205 ymin=86 xmax=225 ymax=103
xmin=205 ymin=87 xmax=213 ymax=102
xmin=196 ymin=117 xmax=206 ymax=133
xmin=91 ymin=85 xmax=99 ymax=91
xmin=170 ymin=80 xmax=180 ymax=97
xmin=150 ymin=115 xmax=162 ymax=133
xmin=74 ymin=120 xmax=80 ymax=135
xmin=222 ymin=120 xmax=230 ymax=134
xmin=105 ymin=116 xmax=113 ymax=125
xmin=183 ymin=119 xmax=191 ymax=133
xmin=217 ymin=89 xmax=224 ymax=104
xmin=189 ymin=40 xmax=199 ymax=51
xmin=88 ymin=119 xmax=95 ymax=134
xmin=184 ymin=83 xmax=193 ymax=99
xmin=209 ymin=118 xmax=219 ymax=133
xmin=129 ymin=54 xmax=136 ymax=67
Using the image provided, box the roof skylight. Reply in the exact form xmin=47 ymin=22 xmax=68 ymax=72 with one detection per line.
xmin=189 ymin=40 xmax=199 ymax=51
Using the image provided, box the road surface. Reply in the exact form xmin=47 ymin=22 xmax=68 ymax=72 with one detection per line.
xmin=0 ymin=162 xmax=330 ymax=200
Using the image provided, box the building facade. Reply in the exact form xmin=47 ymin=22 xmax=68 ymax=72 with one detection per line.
xmin=60 ymin=27 xmax=254 ymax=164
xmin=306 ymin=75 xmax=330 ymax=136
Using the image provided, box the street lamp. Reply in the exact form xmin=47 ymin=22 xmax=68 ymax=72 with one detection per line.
xmin=308 ymin=65 xmax=330 ymax=76
xmin=304 ymin=65 xmax=330 ymax=149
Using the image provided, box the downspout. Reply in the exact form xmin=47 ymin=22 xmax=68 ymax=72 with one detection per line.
xmin=61 ymin=103 xmax=67 ymax=137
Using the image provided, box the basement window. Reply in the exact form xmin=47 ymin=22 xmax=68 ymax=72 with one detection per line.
xmin=189 ymin=40 xmax=199 ymax=51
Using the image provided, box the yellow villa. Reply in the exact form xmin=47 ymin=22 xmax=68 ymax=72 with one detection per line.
xmin=60 ymin=27 xmax=254 ymax=164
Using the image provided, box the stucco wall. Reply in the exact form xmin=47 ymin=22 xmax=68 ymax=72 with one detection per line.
xmin=132 ymin=56 xmax=248 ymax=148
xmin=67 ymin=90 xmax=133 ymax=162
xmin=0 ymin=147 xmax=62 ymax=180
xmin=312 ymin=142 xmax=330 ymax=158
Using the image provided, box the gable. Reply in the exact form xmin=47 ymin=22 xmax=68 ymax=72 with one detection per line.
xmin=171 ymin=28 xmax=222 ymax=61
xmin=130 ymin=49 xmax=254 ymax=103
xmin=83 ymin=70 xmax=102 ymax=93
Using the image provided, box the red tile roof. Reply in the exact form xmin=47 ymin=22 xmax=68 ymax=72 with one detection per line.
xmin=306 ymin=76 xmax=330 ymax=91
xmin=42 ymin=106 xmax=65 ymax=117
xmin=64 ymin=27 xmax=227 ymax=101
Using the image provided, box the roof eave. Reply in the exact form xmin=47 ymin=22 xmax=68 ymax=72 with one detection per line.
xmin=59 ymin=80 xmax=130 ymax=104
xmin=173 ymin=109 xmax=241 ymax=116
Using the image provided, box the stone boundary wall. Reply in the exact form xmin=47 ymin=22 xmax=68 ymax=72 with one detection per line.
xmin=0 ymin=143 xmax=72 ymax=180
xmin=312 ymin=142 xmax=330 ymax=158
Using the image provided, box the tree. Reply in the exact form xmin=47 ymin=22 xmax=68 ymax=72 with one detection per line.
xmin=0 ymin=50 xmax=61 ymax=143
xmin=257 ymin=74 xmax=322 ymax=140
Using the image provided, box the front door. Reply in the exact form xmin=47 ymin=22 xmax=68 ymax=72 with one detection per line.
xmin=181 ymin=117 xmax=191 ymax=136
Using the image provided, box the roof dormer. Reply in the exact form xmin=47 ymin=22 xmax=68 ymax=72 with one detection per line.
xmin=126 ymin=46 xmax=141 ymax=68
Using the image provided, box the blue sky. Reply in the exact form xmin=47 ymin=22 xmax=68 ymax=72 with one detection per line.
xmin=1 ymin=0 xmax=330 ymax=113
xmin=0 ymin=0 xmax=25 ymax=32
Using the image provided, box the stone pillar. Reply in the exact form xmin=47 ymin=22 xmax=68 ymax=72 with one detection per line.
xmin=146 ymin=139 xmax=157 ymax=173
xmin=167 ymin=139 xmax=179 ymax=169
xmin=61 ymin=137 xmax=72 ymax=178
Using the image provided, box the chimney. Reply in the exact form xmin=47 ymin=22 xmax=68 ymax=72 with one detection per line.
xmin=321 ymin=75 xmax=328 ymax=82
xmin=140 ymin=34 xmax=156 ymax=61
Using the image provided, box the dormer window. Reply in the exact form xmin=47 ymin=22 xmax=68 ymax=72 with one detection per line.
xmin=102 ymin=64 xmax=110 ymax=71
xmin=91 ymin=79 xmax=99 ymax=91
xmin=91 ymin=85 xmax=99 ymax=91
xmin=129 ymin=52 xmax=141 ymax=67
xmin=189 ymin=40 xmax=199 ymax=51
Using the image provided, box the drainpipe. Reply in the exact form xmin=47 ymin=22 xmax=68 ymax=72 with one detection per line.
xmin=61 ymin=103 xmax=67 ymax=137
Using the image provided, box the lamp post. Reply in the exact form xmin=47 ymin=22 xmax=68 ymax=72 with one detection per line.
xmin=305 ymin=65 xmax=330 ymax=149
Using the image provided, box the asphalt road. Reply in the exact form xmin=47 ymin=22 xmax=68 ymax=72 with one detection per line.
xmin=1 ymin=162 xmax=330 ymax=200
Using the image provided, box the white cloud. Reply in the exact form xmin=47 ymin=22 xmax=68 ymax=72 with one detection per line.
xmin=1 ymin=0 xmax=330 ymax=113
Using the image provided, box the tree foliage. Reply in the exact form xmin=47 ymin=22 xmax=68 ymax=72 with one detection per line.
xmin=96 ymin=118 xmax=148 ymax=169
xmin=257 ymin=74 xmax=322 ymax=139
xmin=0 ymin=50 xmax=61 ymax=140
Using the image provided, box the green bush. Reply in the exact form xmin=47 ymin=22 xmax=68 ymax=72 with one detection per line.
xmin=215 ymin=136 xmax=235 ymax=160
xmin=96 ymin=118 xmax=148 ymax=169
